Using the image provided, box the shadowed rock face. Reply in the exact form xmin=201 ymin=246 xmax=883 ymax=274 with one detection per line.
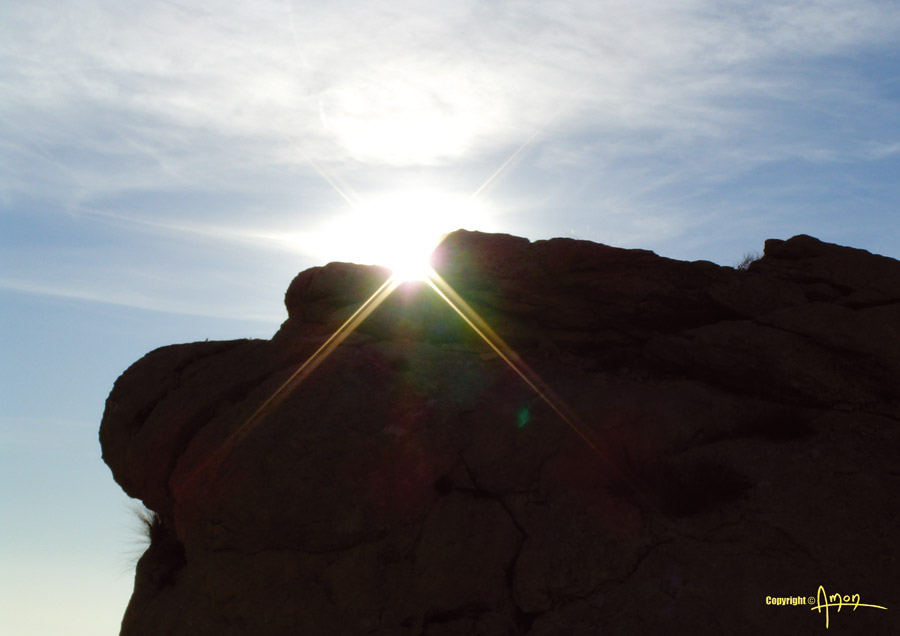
xmin=101 ymin=230 xmax=900 ymax=635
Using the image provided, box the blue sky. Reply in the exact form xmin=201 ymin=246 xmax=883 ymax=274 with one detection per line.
xmin=2 ymin=1 xmax=899 ymax=633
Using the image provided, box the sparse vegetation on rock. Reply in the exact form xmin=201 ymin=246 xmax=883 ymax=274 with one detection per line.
xmin=735 ymin=250 xmax=762 ymax=270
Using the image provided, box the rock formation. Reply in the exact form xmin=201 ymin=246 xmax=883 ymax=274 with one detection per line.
xmin=101 ymin=230 xmax=899 ymax=635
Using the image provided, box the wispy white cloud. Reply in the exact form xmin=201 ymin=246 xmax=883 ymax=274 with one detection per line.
xmin=1 ymin=0 xmax=898 ymax=303
xmin=6 ymin=1 xmax=896 ymax=169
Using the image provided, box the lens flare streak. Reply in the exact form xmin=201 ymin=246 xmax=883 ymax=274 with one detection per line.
xmin=426 ymin=272 xmax=656 ymax=511
xmin=177 ymin=274 xmax=400 ymax=490
xmin=233 ymin=275 xmax=400 ymax=441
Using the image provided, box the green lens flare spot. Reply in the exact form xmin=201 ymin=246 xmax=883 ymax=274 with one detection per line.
xmin=516 ymin=407 xmax=531 ymax=429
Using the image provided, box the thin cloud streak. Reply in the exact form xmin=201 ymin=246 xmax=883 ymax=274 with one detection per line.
xmin=0 ymin=276 xmax=283 ymax=323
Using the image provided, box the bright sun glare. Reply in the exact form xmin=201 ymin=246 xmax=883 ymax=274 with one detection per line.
xmin=302 ymin=189 xmax=494 ymax=281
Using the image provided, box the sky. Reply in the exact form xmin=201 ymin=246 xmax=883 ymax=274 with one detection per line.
xmin=1 ymin=0 xmax=899 ymax=633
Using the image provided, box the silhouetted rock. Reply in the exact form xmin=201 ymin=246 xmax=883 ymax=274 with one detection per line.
xmin=101 ymin=231 xmax=899 ymax=635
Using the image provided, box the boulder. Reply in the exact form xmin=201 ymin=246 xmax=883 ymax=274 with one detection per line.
xmin=101 ymin=230 xmax=899 ymax=635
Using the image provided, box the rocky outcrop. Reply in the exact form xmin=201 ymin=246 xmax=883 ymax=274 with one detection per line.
xmin=101 ymin=231 xmax=899 ymax=635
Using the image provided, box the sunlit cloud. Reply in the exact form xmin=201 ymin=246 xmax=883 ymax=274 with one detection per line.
xmin=8 ymin=1 xmax=895 ymax=178
xmin=1 ymin=0 xmax=898 ymax=314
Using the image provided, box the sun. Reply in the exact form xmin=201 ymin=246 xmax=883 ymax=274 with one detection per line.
xmin=385 ymin=236 xmax=439 ymax=283
xmin=299 ymin=189 xmax=494 ymax=281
